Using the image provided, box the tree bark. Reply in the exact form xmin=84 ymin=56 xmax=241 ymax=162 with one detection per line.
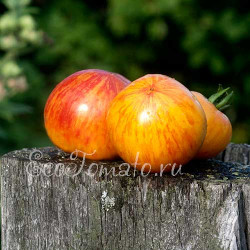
xmin=1 ymin=143 xmax=250 ymax=250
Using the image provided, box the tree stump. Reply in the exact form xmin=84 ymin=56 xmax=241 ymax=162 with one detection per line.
xmin=1 ymin=143 xmax=250 ymax=250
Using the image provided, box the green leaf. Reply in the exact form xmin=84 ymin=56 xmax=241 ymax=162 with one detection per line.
xmin=208 ymin=87 xmax=230 ymax=103
xmin=208 ymin=86 xmax=233 ymax=111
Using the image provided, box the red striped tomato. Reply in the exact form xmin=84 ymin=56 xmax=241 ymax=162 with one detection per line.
xmin=44 ymin=69 xmax=130 ymax=160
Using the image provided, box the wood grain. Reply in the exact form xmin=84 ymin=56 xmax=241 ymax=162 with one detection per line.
xmin=1 ymin=143 xmax=250 ymax=250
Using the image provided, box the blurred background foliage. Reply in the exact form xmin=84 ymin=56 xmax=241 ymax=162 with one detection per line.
xmin=0 ymin=0 xmax=250 ymax=155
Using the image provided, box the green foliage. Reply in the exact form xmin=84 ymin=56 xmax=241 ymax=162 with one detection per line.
xmin=0 ymin=0 xmax=250 ymax=155
xmin=0 ymin=0 xmax=47 ymax=154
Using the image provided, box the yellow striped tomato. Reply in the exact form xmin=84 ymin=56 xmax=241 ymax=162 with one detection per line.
xmin=44 ymin=69 xmax=130 ymax=160
xmin=107 ymin=74 xmax=207 ymax=173
xmin=192 ymin=90 xmax=232 ymax=159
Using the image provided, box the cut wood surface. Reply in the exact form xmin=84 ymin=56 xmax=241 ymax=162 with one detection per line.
xmin=1 ymin=143 xmax=250 ymax=250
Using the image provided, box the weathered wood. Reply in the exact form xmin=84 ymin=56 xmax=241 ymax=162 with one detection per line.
xmin=217 ymin=143 xmax=250 ymax=165
xmin=1 ymin=143 xmax=250 ymax=250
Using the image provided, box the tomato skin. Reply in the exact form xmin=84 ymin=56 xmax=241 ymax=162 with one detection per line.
xmin=107 ymin=74 xmax=207 ymax=173
xmin=192 ymin=91 xmax=232 ymax=159
xmin=44 ymin=69 xmax=130 ymax=160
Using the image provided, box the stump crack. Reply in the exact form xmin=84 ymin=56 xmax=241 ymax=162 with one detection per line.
xmin=241 ymin=190 xmax=249 ymax=250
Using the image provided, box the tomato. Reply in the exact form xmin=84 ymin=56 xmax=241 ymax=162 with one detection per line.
xmin=107 ymin=74 xmax=207 ymax=172
xmin=192 ymin=89 xmax=232 ymax=159
xmin=44 ymin=69 xmax=130 ymax=160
